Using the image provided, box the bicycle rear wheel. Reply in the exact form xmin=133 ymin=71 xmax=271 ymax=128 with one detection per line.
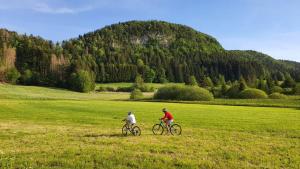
xmin=170 ymin=124 xmax=182 ymax=135
xmin=132 ymin=126 xmax=141 ymax=136
xmin=152 ymin=124 xmax=164 ymax=135
xmin=122 ymin=124 xmax=129 ymax=136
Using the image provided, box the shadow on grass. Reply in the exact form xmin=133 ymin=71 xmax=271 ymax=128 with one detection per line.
xmin=83 ymin=133 xmax=125 ymax=138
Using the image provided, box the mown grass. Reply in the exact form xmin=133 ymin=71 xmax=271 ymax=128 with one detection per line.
xmin=3 ymin=84 xmax=299 ymax=108
xmin=0 ymin=84 xmax=299 ymax=168
xmin=205 ymin=97 xmax=300 ymax=108
xmin=149 ymin=97 xmax=300 ymax=109
xmin=0 ymin=84 xmax=130 ymax=100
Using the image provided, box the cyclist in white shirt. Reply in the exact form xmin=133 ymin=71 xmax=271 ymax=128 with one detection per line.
xmin=123 ymin=112 xmax=136 ymax=129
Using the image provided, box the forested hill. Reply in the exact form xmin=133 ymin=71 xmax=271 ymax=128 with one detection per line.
xmin=62 ymin=21 xmax=225 ymax=83
xmin=0 ymin=21 xmax=299 ymax=89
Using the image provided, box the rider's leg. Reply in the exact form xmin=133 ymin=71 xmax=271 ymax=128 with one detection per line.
xmin=163 ymin=120 xmax=169 ymax=133
xmin=126 ymin=120 xmax=131 ymax=129
xmin=167 ymin=120 xmax=171 ymax=133
xmin=167 ymin=120 xmax=173 ymax=133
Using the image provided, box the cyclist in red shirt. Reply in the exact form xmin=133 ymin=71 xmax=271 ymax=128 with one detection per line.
xmin=161 ymin=108 xmax=174 ymax=132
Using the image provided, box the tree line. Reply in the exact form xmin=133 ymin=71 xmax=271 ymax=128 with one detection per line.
xmin=0 ymin=21 xmax=299 ymax=92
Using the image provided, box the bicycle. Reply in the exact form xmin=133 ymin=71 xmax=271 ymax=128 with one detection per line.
xmin=122 ymin=123 xmax=141 ymax=136
xmin=152 ymin=120 xmax=182 ymax=135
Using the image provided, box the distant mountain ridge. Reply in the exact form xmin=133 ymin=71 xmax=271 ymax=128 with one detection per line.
xmin=1 ymin=20 xmax=299 ymax=88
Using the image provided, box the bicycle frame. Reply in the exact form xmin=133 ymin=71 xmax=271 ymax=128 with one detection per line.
xmin=124 ymin=123 xmax=133 ymax=130
xmin=153 ymin=120 xmax=181 ymax=136
xmin=160 ymin=120 xmax=173 ymax=128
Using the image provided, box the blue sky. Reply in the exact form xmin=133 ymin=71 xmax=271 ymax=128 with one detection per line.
xmin=0 ymin=0 xmax=299 ymax=62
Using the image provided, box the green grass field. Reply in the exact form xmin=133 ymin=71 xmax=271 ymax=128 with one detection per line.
xmin=0 ymin=84 xmax=299 ymax=169
xmin=154 ymin=97 xmax=300 ymax=109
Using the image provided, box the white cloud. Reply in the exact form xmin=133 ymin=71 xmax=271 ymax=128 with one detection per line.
xmin=0 ymin=0 xmax=162 ymax=13
xmin=0 ymin=0 xmax=94 ymax=14
xmin=32 ymin=2 xmax=93 ymax=14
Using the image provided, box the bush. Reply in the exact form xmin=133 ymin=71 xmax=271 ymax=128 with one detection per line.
xmin=19 ymin=69 xmax=45 ymax=85
xmin=159 ymin=77 xmax=168 ymax=84
xmin=130 ymin=89 xmax=143 ymax=100
xmin=269 ymin=93 xmax=288 ymax=99
xmin=211 ymin=87 xmax=222 ymax=98
xmin=96 ymin=86 xmax=107 ymax=92
xmin=20 ymin=69 xmax=33 ymax=85
xmin=69 ymin=70 xmax=95 ymax=93
xmin=154 ymin=85 xmax=213 ymax=101
xmin=5 ymin=68 xmax=20 ymax=84
xmin=282 ymin=88 xmax=294 ymax=95
xmin=30 ymin=71 xmax=42 ymax=85
xmin=239 ymin=88 xmax=268 ymax=99
xmin=105 ymin=87 xmax=116 ymax=92
xmin=139 ymin=84 xmax=155 ymax=92
xmin=96 ymin=86 xmax=117 ymax=92
xmin=131 ymin=74 xmax=154 ymax=92
xmin=270 ymin=86 xmax=283 ymax=93
xmin=116 ymin=86 xmax=134 ymax=92
xmin=294 ymin=84 xmax=300 ymax=95
xmin=225 ymin=84 xmax=241 ymax=98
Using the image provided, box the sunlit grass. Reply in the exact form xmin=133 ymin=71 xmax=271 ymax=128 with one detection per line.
xmin=0 ymin=84 xmax=130 ymax=100
xmin=0 ymin=84 xmax=299 ymax=168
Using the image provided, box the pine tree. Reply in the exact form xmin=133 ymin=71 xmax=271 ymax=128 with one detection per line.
xmin=130 ymin=89 xmax=143 ymax=100
xmin=257 ymin=77 xmax=265 ymax=90
xmin=156 ymin=67 xmax=168 ymax=83
xmin=133 ymin=74 xmax=144 ymax=89
xmin=282 ymin=73 xmax=296 ymax=88
xmin=97 ymin=63 xmax=106 ymax=82
xmin=186 ymin=75 xmax=198 ymax=86
xmin=203 ymin=76 xmax=214 ymax=88
xmin=239 ymin=76 xmax=247 ymax=91
xmin=221 ymin=83 xmax=229 ymax=96
xmin=217 ymin=75 xmax=226 ymax=86
xmin=266 ymin=77 xmax=275 ymax=94
xmin=144 ymin=66 xmax=156 ymax=83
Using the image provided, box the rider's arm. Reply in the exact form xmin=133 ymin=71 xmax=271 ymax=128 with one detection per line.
xmin=161 ymin=114 xmax=167 ymax=120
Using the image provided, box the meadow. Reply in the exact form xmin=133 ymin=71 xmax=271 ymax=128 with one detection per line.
xmin=0 ymin=84 xmax=299 ymax=169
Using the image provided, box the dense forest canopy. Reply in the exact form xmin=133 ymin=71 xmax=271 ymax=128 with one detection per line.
xmin=1 ymin=20 xmax=299 ymax=90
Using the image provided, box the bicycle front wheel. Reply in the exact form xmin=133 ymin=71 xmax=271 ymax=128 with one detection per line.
xmin=122 ymin=124 xmax=129 ymax=136
xmin=152 ymin=124 xmax=164 ymax=135
xmin=132 ymin=126 xmax=141 ymax=136
xmin=170 ymin=124 xmax=182 ymax=135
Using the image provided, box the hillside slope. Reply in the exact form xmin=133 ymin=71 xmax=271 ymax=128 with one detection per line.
xmin=62 ymin=21 xmax=299 ymax=83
